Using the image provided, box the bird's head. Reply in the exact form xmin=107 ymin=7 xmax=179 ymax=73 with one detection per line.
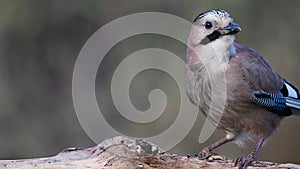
xmin=187 ymin=9 xmax=241 ymax=64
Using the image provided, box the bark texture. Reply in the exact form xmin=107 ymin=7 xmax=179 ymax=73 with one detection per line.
xmin=0 ymin=136 xmax=299 ymax=169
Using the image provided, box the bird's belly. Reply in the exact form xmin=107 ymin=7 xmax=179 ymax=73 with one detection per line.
xmin=193 ymin=81 xmax=282 ymax=138
xmin=185 ymin=66 xmax=283 ymax=138
xmin=216 ymin=99 xmax=283 ymax=138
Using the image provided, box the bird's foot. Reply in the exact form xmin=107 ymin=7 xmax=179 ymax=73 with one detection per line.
xmin=234 ymin=154 xmax=259 ymax=169
xmin=186 ymin=153 xmax=198 ymax=158
xmin=197 ymin=147 xmax=215 ymax=160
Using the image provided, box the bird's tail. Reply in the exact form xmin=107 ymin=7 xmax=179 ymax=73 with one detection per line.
xmin=286 ymin=97 xmax=300 ymax=115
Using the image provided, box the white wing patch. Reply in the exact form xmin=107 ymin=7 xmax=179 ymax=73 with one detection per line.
xmin=285 ymin=82 xmax=298 ymax=99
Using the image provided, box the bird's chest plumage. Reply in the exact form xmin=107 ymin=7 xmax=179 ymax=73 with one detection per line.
xmin=186 ymin=61 xmax=282 ymax=138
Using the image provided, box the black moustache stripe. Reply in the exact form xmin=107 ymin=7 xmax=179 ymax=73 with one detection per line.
xmin=200 ymin=30 xmax=221 ymax=45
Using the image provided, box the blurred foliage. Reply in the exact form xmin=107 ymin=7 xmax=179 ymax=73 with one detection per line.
xmin=0 ymin=0 xmax=299 ymax=163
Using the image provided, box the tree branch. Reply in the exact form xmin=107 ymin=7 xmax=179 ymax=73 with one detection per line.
xmin=0 ymin=136 xmax=299 ymax=169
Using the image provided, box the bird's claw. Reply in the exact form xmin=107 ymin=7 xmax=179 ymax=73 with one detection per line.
xmin=186 ymin=147 xmax=213 ymax=159
xmin=186 ymin=153 xmax=198 ymax=158
xmin=197 ymin=147 xmax=215 ymax=160
xmin=234 ymin=154 xmax=259 ymax=169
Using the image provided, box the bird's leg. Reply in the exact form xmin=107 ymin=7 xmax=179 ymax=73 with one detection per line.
xmin=198 ymin=136 xmax=234 ymax=159
xmin=234 ymin=138 xmax=264 ymax=169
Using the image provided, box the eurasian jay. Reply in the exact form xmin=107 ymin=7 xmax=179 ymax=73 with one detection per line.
xmin=185 ymin=9 xmax=300 ymax=169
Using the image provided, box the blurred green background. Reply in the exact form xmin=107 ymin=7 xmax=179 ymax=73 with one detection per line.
xmin=0 ymin=0 xmax=299 ymax=163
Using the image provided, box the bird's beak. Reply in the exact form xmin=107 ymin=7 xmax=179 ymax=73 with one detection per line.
xmin=218 ymin=22 xmax=241 ymax=35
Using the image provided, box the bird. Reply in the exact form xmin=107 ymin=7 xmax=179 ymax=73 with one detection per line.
xmin=185 ymin=9 xmax=300 ymax=169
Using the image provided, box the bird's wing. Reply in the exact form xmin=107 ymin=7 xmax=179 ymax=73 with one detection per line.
xmin=231 ymin=43 xmax=300 ymax=116
xmin=281 ymin=80 xmax=300 ymax=115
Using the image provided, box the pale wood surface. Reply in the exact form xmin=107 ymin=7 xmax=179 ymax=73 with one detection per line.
xmin=0 ymin=136 xmax=299 ymax=169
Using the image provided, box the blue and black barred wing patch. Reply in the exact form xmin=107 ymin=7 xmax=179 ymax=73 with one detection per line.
xmin=252 ymin=90 xmax=292 ymax=116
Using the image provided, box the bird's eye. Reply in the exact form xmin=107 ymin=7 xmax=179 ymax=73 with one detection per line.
xmin=204 ymin=21 xmax=213 ymax=29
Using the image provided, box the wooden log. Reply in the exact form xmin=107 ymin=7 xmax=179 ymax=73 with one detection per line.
xmin=0 ymin=136 xmax=299 ymax=169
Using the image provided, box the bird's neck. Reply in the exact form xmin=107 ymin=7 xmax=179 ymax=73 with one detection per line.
xmin=187 ymin=36 xmax=236 ymax=71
